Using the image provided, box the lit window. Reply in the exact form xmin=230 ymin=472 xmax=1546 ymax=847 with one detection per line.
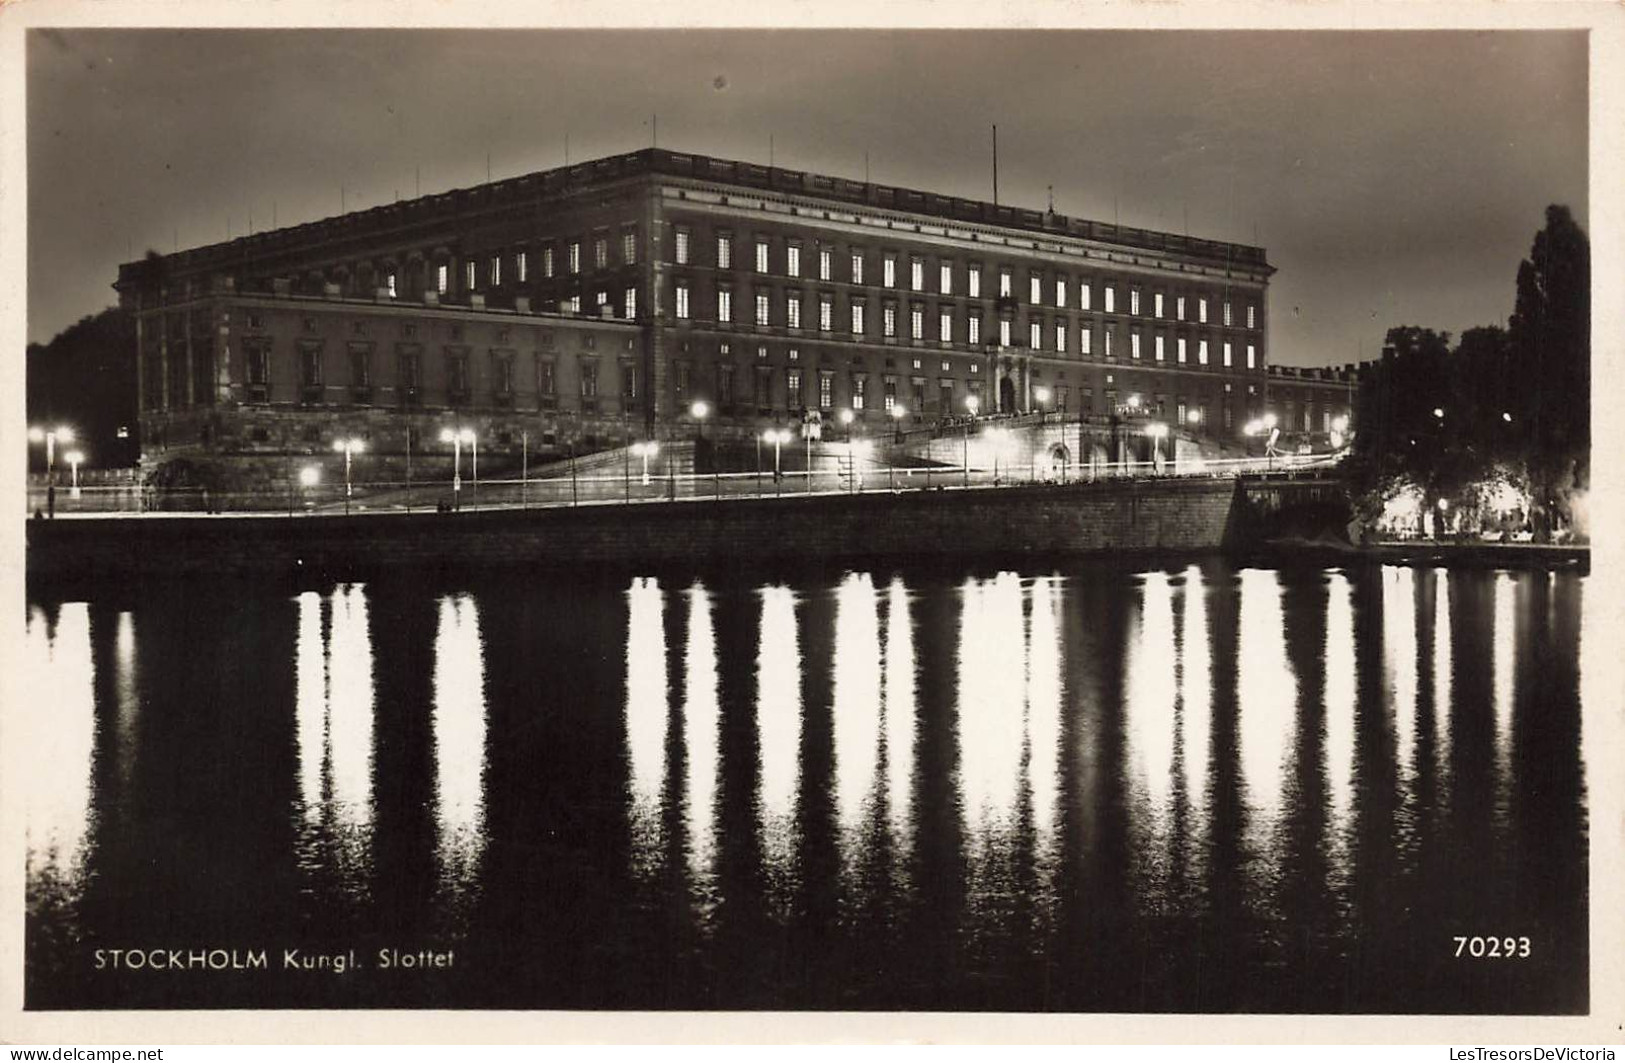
xmin=968 ymin=265 xmax=982 ymax=298
xmin=594 ymin=237 xmax=608 ymax=270
xmin=674 ymin=230 xmax=691 ymax=265
xmin=386 ymin=272 xmax=397 ymax=298
xmin=1177 ymin=295 xmax=1186 ymax=321
xmin=999 ymin=269 xmax=1012 ymax=298
xmin=1223 ymin=341 xmax=1233 ymax=367
xmin=999 ymin=319 xmax=1012 ymax=347
xmin=1248 ymin=304 xmax=1257 ymax=329
xmin=1198 ymin=297 xmax=1209 ymax=324
xmin=787 ymin=244 xmax=801 ymax=278
xmin=911 ymin=305 xmax=924 ymax=340
xmin=596 ymin=290 xmax=609 ymax=308
xmin=1056 ymin=279 xmax=1067 ymax=308
xmin=1104 ymin=328 xmax=1113 ymax=358
xmin=788 ymin=293 xmax=802 ymax=329
xmin=1056 ymin=324 xmax=1067 ymax=353
xmin=851 ymin=252 xmax=864 ymax=284
xmin=853 ymin=376 xmax=867 ymax=411
xmin=517 ymin=252 xmax=527 ymax=283
xmin=465 ymin=260 xmax=476 ymax=290
xmin=883 ymin=303 xmax=897 ymax=338
xmin=624 ymin=288 xmax=637 ymax=319
xmin=1223 ymin=301 xmax=1234 ymax=327
xmin=491 ymin=256 xmax=502 ymax=286
xmin=1177 ymin=337 xmax=1188 ymax=364
xmin=756 ymin=240 xmax=769 ymax=273
xmin=1030 ymin=321 xmax=1043 ymax=349
xmin=543 ymin=246 xmax=555 ymax=278
xmin=1198 ymin=339 xmax=1209 ymax=365
xmin=1155 ymin=335 xmax=1165 ymax=362
xmin=883 ymin=253 xmax=896 ymax=287
xmin=787 ymin=367 xmax=803 ymax=408
xmin=940 ymin=311 xmax=953 ymax=343
xmin=1246 ymin=343 xmax=1256 ymax=369
xmin=568 ymin=294 xmax=581 ymax=314
xmin=940 ymin=262 xmax=953 ymax=295
xmin=1131 ymin=332 xmax=1142 ymax=360
xmin=623 ymin=231 xmax=637 ymax=265
xmin=718 ymin=288 xmax=733 ymax=322
xmin=1104 ymin=286 xmax=1116 ymax=313
xmin=1154 ymin=292 xmax=1164 ymax=318
xmin=851 ymin=303 xmax=865 ymax=335
xmin=568 ymin=242 xmax=581 ymax=274
xmin=1080 ymin=282 xmax=1092 ymax=311
xmin=756 ymin=292 xmax=770 ymax=326
xmin=717 ymin=234 xmax=732 ymax=269
xmin=1030 ymin=274 xmax=1042 ymax=305
xmin=1080 ymin=327 xmax=1091 ymax=356
xmin=675 ymin=283 xmax=690 ymax=319
xmin=968 ymin=315 xmax=981 ymax=345
xmin=820 ymin=248 xmax=833 ymax=282
xmin=819 ymin=295 xmax=833 ymax=332
xmin=910 ymin=257 xmax=924 ymax=292
xmin=1130 ymin=288 xmax=1141 ymax=316
xmin=819 ymin=371 xmax=833 ymax=408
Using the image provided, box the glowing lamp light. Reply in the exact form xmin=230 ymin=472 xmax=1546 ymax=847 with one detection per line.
xmin=1127 ymin=394 xmax=1142 ymax=409
xmin=298 ymin=465 xmax=321 ymax=487
xmin=965 ymin=395 xmax=981 ymax=415
xmin=1262 ymin=413 xmax=1278 ymax=430
xmin=1034 ymin=386 xmax=1052 ymax=405
xmin=1187 ymin=409 xmax=1202 ymax=425
xmin=889 ymin=404 xmax=907 ymax=419
xmin=1143 ymin=422 xmax=1169 ymax=439
xmin=839 ymin=408 xmax=855 ymax=426
xmin=690 ymin=400 xmax=710 ymax=420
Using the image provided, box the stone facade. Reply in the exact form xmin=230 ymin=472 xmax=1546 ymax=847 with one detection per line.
xmin=114 ymin=148 xmax=1275 ymax=475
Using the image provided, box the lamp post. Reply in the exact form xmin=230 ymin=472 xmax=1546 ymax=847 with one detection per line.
xmin=963 ymin=393 xmax=980 ymax=488
xmin=888 ymin=404 xmax=906 ymax=489
xmin=691 ymin=400 xmax=710 ymax=498
xmin=631 ymin=441 xmax=658 ymax=487
xmin=28 ymin=425 xmax=73 ymax=519
xmin=298 ymin=464 xmax=321 ymax=514
xmin=64 ymin=450 xmax=85 ymax=499
xmin=331 ymin=436 xmax=365 ymax=516
xmin=1144 ymin=422 xmax=1168 ymax=475
xmin=1263 ymin=412 xmax=1279 ymax=473
xmin=984 ymin=425 xmax=1009 ymax=485
xmin=765 ymin=428 xmax=790 ymax=497
xmin=439 ymin=427 xmax=474 ymax=510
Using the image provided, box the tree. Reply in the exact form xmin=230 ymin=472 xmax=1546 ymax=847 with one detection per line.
xmin=1507 ymin=205 xmax=1589 ymax=539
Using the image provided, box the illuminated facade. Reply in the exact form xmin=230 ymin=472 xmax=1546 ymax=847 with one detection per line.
xmin=114 ymin=148 xmax=1275 ymax=470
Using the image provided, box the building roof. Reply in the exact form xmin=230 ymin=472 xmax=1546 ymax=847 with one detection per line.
xmin=118 ymin=147 xmax=1270 ymax=289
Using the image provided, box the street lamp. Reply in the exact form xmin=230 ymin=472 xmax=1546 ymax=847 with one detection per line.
xmin=298 ymin=464 xmax=321 ymax=513
xmin=28 ymin=425 xmax=74 ymax=518
xmin=439 ymin=426 xmax=475 ymax=510
xmin=331 ymin=436 xmax=365 ymax=516
xmin=763 ymin=428 xmax=790 ymax=496
xmin=849 ymin=439 xmax=872 ymax=494
xmin=1034 ymin=386 xmax=1051 ymax=413
xmin=1144 ymin=421 xmax=1168 ymax=475
xmin=963 ymin=394 xmax=981 ymax=487
xmin=64 ymin=450 xmax=85 ymax=498
xmin=631 ymin=441 xmax=659 ymax=486
xmin=984 ymin=425 xmax=1009 ymax=484
xmin=691 ymin=400 xmax=709 ymax=441
xmin=839 ymin=407 xmax=855 ymax=440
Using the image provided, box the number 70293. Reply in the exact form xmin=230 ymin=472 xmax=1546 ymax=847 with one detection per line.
xmin=1454 ymin=936 xmax=1531 ymax=958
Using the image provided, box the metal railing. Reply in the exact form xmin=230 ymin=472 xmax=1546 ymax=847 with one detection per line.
xmin=23 ymin=451 xmax=1342 ymax=519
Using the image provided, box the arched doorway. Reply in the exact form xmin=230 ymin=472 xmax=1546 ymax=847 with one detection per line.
xmin=999 ymin=375 xmax=1017 ymax=414
xmin=1046 ymin=443 xmax=1070 ymax=481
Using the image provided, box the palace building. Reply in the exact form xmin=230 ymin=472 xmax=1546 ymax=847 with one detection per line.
xmin=114 ymin=147 xmax=1276 ymax=475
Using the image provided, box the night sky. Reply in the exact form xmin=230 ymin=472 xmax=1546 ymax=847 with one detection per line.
xmin=25 ymin=28 xmax=1587 ymax=366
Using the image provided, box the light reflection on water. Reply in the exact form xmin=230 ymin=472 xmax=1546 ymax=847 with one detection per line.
xmin=22 ymin=564 xmax=1590 ymax=1012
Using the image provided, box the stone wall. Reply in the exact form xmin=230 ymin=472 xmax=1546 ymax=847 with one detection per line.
xmin=26 ymin=477 xmax=1245 ymax=582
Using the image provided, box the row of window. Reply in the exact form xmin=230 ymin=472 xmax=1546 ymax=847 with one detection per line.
xmin=674 ymin=229 xmax=1259 ymax=325
xmin=671 ymin=283 xmax=1260 ymax=366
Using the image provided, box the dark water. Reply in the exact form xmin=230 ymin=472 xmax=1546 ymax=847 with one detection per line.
xmin=22 ymin=560 xmax=1589 ymax=1012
